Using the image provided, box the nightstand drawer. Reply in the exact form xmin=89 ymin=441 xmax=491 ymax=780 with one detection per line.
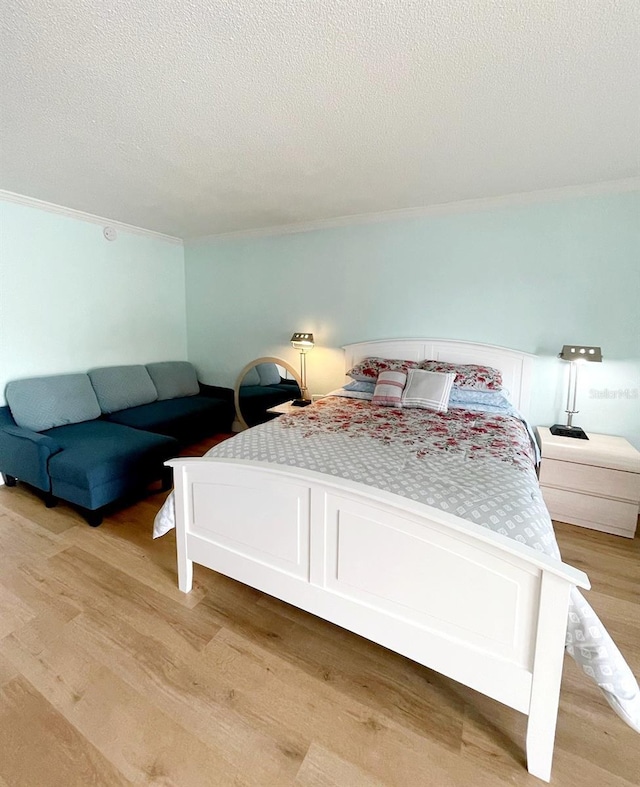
xmin=539 ymin=458 xmax=640 ymax=503
xmin=541 ymin=486 xmax=638 ymax=537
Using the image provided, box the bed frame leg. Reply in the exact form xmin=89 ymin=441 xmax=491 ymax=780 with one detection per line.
xmin=526 ymin=706 xmax=557 ymax=782
xmin=171 ymin=463 xmax=193 ymax=593
xmin=525 ymin=573 xmax=570 ymax=782
xmin=175 ymin=508 xmax=192 ymax=593
xmin=177 ymin=555 xmax=193 ymax=593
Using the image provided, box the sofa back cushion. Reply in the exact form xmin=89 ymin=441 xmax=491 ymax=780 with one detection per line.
xmin=146 ymin=361 xmax=200 ymax=401
xmin=256 ymin=363 xmax=282 ymax=386
xmin=6 ymin=374 xmax=102 ymax=432
xmin=240 ymin=366 xmax=261 ymax=387
xmin=89 ymin=365 xmax=158 ymax=414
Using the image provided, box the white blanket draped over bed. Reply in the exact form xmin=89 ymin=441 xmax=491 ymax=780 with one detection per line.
xmin=154 ymin=396 xmax=640 ymax=733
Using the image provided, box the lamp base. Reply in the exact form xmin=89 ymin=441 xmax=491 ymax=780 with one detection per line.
xmin=550 ymin=424 xmax=589 ymax=440
xmin=291 ymin=398 xmax=312 ymax=407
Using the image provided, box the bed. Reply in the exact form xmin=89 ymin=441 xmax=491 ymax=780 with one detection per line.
xmin=155 ymin=338 xmax=639 ymax=781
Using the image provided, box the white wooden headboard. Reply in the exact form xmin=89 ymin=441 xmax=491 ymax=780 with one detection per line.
xmin=342 ymin=338 xmax=535 ymax=417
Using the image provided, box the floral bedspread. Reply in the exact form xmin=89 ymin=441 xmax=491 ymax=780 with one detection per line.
xmin=153 ymin=397 xmax=640 ymax=733
xmin=277 ymin=396 xmax=536 ymax=468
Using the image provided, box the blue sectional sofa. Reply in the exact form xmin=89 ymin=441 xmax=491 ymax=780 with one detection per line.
xmin=0 ymin=362 xmax=233 ymax=526
xmin=238 ymin=362 xmax=301 ymax=427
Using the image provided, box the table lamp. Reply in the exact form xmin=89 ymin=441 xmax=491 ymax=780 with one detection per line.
xmin=550 ymin=344 xmax=602 ymax=440
xmin=290 ymin=332 xmax=314 ymax=406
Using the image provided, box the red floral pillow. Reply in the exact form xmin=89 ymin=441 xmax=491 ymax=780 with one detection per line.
xmin=347 ymin=357 xmax=418 ymax=382
xmin=417 ymin=360 xmax=502 ymax=391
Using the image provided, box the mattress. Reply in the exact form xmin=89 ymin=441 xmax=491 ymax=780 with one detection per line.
xmin=154 ymin=395 xmax=640 ymax=733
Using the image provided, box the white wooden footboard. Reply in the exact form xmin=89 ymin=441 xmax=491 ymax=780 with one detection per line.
xmin=168 ymin=457 xmax=590 ymax=782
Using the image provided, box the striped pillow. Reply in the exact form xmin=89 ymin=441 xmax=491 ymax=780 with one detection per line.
xmin=372 ymin=371 xmax=407 ymax=407
xmin=401 ymin=369 xmax=455 ymax=412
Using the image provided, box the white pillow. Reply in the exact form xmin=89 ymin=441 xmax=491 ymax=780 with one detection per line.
xmin=372 ymin=371 xmax=407 ymax=407
xmin=401 ymin=369 xmax=455 ymax=412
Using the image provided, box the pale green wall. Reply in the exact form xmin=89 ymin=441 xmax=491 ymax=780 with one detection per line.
xmin=0 ymin=201 xmax=187 ymax=401
xmin=3 ymin=193 xmax=637 ymax=447
xmin=185 ymin=191 xmax=640 ymax=446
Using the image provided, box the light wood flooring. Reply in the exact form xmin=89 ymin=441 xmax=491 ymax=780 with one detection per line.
xmin=0 ymin=435 xmax=638 ymax=786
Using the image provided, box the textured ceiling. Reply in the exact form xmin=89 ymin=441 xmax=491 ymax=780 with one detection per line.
xmin=1 ymin=1 xmax=638 ymax=238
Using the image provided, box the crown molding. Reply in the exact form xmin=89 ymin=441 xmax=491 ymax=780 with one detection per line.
xmin=0 ymin=189 xmax=183 ymax=246
xmin=187 ymin=176 xmax=640 ymax=245
xmin=2 ymin=176 xmax=637 ymax=246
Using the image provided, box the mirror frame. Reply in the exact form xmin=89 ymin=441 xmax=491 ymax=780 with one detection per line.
xmin=234 ymin=356 xmax=302 ymax=431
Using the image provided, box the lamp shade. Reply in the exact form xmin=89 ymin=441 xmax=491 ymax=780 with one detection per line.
xmin=559 ymin=345 xmax=602 ymax=363
xmin=290 ymin=332 xmax=314 ymax=350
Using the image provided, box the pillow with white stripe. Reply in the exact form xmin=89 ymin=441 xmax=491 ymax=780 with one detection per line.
xmin=401 ymin=369 xmax=455 ymax=412
xmin=372 ymin=371 xmax=407 ymax=407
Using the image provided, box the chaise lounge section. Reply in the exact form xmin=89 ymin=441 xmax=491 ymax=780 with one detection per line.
xmin=0 ymin=361 xmax=233 ymax=525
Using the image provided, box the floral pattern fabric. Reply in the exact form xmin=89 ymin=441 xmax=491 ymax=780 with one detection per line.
xmin=347 ymin=356 xmax=418 ymax=381
xmin=418 ymin=360 xmax=503 ymax=390
xmin=278 ymin=396 xmax=535 ymax=469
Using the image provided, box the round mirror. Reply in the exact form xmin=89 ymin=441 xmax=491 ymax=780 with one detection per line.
xmin=234 ymin=357 xmax=302 ymax=430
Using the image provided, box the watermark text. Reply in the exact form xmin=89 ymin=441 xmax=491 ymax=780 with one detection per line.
xmin=589 ymin=388 xmax=638 ymax=400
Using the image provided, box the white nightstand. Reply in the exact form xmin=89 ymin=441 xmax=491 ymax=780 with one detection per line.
xmin=537 ymin=427 xmax=640 ymax=538
xmin=266 ymin=400 xmax=307 ymax=416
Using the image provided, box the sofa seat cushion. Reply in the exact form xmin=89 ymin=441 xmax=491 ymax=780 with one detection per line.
xmin=89 ymin=365 xmax=158 ymax=414
xmin=238 ymin=385 xmax=283 ymax=404
xmin=104 ymin=395 xmax=230 ymax=440
xmin=146 ymin=361 xmax=199 ymax=400
xmin=6 ymin=374 xmax=102 ymax=432
xmin=237 ymin=384 xmax=302 ymax=427
xmin=239 ymin=383 xmax=299 ymax=406
xmin=46 ymin=421 xmax=177 ymax=490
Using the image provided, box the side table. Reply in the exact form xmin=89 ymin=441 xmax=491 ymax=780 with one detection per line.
xmin=537 ymin=427 xmax=640 ymax=538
